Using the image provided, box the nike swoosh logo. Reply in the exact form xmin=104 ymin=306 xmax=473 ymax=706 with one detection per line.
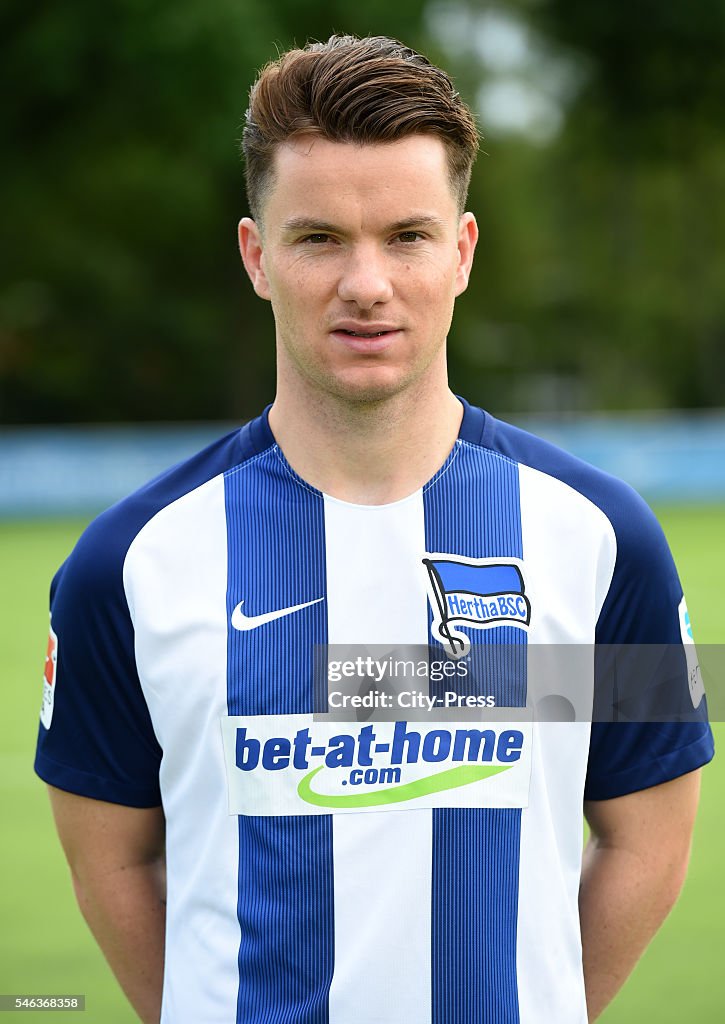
xmin=230 ymin=597 xmax=324 ymax=631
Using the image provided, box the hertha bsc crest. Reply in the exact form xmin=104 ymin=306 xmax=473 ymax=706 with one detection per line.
xmin=423 ymin=555 xmax=531 ymax=657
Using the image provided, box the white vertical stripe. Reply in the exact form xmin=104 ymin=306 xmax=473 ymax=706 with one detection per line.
xmin=124 ymin=475 xmax=240 ymax=1024
xmin=516 ymin=464 xmax=616 ymax=1024
xmin=324 ymin=493 xmax=432 ymax=1024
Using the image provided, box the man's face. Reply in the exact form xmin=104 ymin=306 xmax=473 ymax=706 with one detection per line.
xmin=239 ymin=134 xmax=477 ymax=405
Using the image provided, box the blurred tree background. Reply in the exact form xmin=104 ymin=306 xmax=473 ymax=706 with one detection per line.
xmin=1 ymin=0 xmax=724 ymax=424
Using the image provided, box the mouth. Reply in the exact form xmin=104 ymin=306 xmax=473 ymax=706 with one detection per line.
xmin=337 ymin=329 xmax=391 ymax=338
xmin=330 ymin=327 xmax=402 ymax=353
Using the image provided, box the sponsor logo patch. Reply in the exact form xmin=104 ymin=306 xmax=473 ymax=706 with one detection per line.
xmin=423 ymin=554 xmax=531 ymax=657
xmin=221 ymin=714 xmax=532 ymax=817
xmin=40 ymin=623 xmax=58 ymax=729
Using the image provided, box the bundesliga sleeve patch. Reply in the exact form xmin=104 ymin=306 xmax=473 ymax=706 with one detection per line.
xmin=678 ymin=596 xmax=705 ymax=709
xmin=40 ymin=623 xmax=58 ymax=729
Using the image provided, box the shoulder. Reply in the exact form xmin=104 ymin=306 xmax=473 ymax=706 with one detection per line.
xmin=471 ymin=404 xmax=659 ymax=541
xmin=463 ymin=402 xmax=680 ymax=640
xmin=54 ymin=422 xmax=265 ymax=603
xmin=37 ymin=419 xmax=272 ymax=805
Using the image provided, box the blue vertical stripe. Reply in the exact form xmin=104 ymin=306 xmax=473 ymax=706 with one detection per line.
xmin=431 ymin=809 xmax=522 ymax=1021
xmin=237 ymin=816 xmax=334 ymax=1024
xmin=425 ymin=440 xmax=525 ymax=1024
xmin=225 ymin=448 xmax=333 ymax=1024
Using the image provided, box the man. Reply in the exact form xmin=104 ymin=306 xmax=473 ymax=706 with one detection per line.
xmin=36 ymin=34 xmax=713 ymax=1024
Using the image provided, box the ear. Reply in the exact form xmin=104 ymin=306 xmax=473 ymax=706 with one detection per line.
xmin=238 ymin=217 xmax=272 ymax=300
xmin=454 ymin=212 xmax=479 ymax=297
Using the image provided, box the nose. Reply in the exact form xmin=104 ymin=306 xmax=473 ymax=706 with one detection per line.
xmin=336 ymin=245 xmax=394 ymax=308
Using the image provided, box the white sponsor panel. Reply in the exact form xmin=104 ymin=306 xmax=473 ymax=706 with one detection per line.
xmin=220 ymin=713 xmax=532 ymax=817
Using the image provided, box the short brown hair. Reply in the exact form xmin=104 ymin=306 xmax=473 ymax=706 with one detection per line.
xmin=242 ymin=34 xmax=480 ymax=222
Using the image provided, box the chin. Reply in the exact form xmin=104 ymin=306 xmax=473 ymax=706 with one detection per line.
xmin=321 ymin=369 xmax=416 ymax=405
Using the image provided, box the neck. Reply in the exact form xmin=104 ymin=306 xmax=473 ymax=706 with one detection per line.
xmin=268 ymin=376 xmax=463 ymax=506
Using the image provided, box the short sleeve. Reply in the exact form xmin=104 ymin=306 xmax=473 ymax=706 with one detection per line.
xmin=584 ymin=488 xmax=714 ymax=800
xmin=34 ymin=513 xmax=163 ymax=807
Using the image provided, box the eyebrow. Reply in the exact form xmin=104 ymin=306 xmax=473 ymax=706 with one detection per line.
xmin=280 ymin=214 xmax=447 ymax=235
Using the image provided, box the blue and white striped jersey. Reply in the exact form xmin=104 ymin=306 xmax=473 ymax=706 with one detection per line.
xmin=35 ymin=397 xmax=713 ymax=1024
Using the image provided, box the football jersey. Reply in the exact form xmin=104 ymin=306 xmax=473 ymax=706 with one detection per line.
xmin=35 ymin=397 xmax=714 ymax=1024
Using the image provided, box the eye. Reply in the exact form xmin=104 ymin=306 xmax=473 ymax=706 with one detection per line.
xmin=396 ymin=231 xmax=423 ymax=244
xmin=302 ymin=233 xmax=333 ymax=244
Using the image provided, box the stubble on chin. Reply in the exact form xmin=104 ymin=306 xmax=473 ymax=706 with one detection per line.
xmin=276 ymin=316 xmax=449 ymax=414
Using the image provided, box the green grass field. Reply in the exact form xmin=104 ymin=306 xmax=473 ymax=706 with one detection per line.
xmin=1 ymin=509 xmax=723 ymax=1022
